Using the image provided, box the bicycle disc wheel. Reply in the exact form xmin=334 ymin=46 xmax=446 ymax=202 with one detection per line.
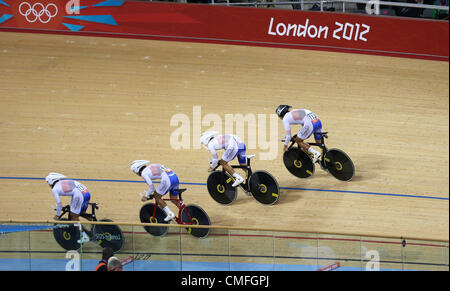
xmin=248 ymin=171 xmax=280 ymax=205
xmin=92 ymin=219 xmax=124 ymax=252
xmin=324 ymin=148 xmax=355 ymax=181
xmin=139 ymin=203 xmax=169 ymax=236
xmin=52 ymin=219 xmax=81 ymax=251
xmin=207 ymin=171 xmax=237 ymax=205
xmin=180 ymin=204 xmax=211 ymax=238
xmin=283 ymin=148 xmax=315 ymax=178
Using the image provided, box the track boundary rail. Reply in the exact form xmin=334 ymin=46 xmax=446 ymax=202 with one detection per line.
xmin=1 ymin=219 xmax=448 ymax=243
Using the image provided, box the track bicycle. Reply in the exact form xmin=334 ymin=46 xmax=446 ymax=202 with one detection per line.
xmin=139 ymin=188 xmax=211 ymax=238
xmin=52 ymin=203 xmax=124 ymax=252
xmin=282 ymin=132 xmax=355 ymax=181
xmin=206 ymin=154 xmax=280 ymax=205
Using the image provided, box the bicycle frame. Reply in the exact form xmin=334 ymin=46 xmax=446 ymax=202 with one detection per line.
xmin=212 ymin=157 xmax=253 ymax=192
xmin=58 ymin=203 xmax=98 ymax=221
xmin=287 ymin=133 xmax=329 ymax=164
xmin=150 ymin=192 xmax=196 ymax=225
xmin=56 ymin=204 xmax=99 ymax=239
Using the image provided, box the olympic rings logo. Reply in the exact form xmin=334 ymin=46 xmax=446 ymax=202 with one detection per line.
xmin=19 ymin=2 xmax=58 ymax=24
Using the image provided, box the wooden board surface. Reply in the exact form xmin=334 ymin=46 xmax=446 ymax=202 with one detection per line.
xmin=0 ymin=31 xmax=448 ymax=243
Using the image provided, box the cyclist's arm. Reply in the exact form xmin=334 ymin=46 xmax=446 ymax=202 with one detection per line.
xmin=208 ymin=143 xmax=219 ymax=169
xmin=52 ymin=188 xmax=63 ymax=216
xmin=142 ymin=173 xmax=155 ymax=198
xmin=282 ymin=118 xmax=292 ymax=146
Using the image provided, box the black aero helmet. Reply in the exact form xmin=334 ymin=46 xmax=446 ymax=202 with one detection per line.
xmin=276 ymin=105 xmax=291 ymax=118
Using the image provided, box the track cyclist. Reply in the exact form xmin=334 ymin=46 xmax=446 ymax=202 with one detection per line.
xmin=45 ymin=172 xmax=92 ymax=244
xmin=276 ymin=105 xmax=327 ymax=163
xmin=130 ymin=160 xmax=182 ymax=222
xmin=200 ymin=131 xmax=247 ymax=187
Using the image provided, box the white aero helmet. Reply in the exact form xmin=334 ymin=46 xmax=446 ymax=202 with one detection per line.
xmin=131 ymin=160 xmax=150 ymax=174
xmin=45 ymin=172 xmax=66 ymax=186
xmin=200 ymin=131 xmax=218 ymax=147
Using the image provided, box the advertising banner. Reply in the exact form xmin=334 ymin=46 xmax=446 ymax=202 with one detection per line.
xmin=0 ymin=0 xmax=448 ymax=60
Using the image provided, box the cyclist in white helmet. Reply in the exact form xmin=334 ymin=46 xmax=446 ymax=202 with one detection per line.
xmin=276 ymin=105 xmax=327 ymax=163
xmin=130 ymin=160 xmax=181 ymax=222
xmin=45 ymin=172 xmax=92 ymax=243
xmin=200 ymin=131 xmax=246 ymax=187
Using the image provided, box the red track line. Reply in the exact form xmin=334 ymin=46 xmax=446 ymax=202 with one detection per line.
xmin=30 ymin=229 xmax=448 ymax=248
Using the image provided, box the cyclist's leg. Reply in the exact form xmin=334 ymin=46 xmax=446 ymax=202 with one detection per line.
xmin=313 ymin=119 xmax=324 ymax=144
xmin=69 ymin=191 xmax=89 ymax=221
xmin=69 ymin=212 xmax=80 ymax=221
xmin=296 ymin=118 xmax=314 ymax=151
xmin=297 ymin=118 xmax=320 ymax=162
xmin=156 ymin=173 xmax=176 ymax=220
xmin=237 ymin=143 xmax=247 ymax=166
xmin=221 ymin=145 xmax=239 ymax=176
xmin=222 ymin=146 xmax=244 ymax=187
xmin=169 ymin=175 xmax=182 ymax=209
xmin=69 ymin=191 xmax=91 ymax=242
xmin=79 ymin=192 xmax=93 ymax=221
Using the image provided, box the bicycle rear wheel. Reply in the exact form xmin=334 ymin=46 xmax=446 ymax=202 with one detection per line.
xmin=248 ymin=171 xmax=280 ymax=205
xmin=180 ymin=204 xmax=211 ymax=238
xmin=139 ymin=203 xmax=169 ymax=236
xmin=283 ymin=148 xmax=315 ymax=178
xmin=207 ymin=171 xmax=237 ymax=205
xmin=92 ymin=219 xmax=124 ymax=252
xmin=324 ymin=148 xmax=355 ymax=181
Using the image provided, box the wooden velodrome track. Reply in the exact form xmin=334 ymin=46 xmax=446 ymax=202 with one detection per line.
xmin=0 ymin=31 xmax=448 ymax=247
